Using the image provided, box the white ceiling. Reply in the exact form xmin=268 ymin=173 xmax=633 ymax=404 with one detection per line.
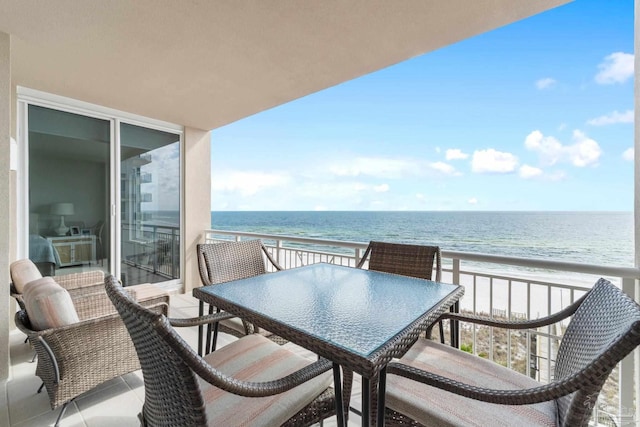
xmin=1 ymin=0 xmax=571 ymax=131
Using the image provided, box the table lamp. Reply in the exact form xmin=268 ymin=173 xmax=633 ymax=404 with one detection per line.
xmin=51 ymin=203 xmax=75 ymax=236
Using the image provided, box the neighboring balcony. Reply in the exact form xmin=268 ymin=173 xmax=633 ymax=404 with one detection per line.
xmin=205 ymin=228 xmax=640 ymax=426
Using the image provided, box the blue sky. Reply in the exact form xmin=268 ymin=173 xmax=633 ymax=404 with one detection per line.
xmin=211 ymin=0 xmax=634 ymax=212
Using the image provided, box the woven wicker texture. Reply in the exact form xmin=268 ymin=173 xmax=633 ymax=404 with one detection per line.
xmin=14 ymin=283 xmax=169 ymax=412
xmin=356 ymin=241 xmax=442 ymax=282
xmin=105 ymin=274 xmax=338 ymax=427
xmin=197 ymin=240 xmax=287 ymax=348
xmin=384 ymin=278 xmax=640 ymax=427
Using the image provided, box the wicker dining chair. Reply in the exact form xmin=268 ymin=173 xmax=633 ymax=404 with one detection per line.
xmin=196 ymin=240 xmax=286 ymax=354
xmin=356 ymin=241 xmax=450 ymax=343
xmin=381 ymin=278 xmax=640 ymax=427
xmin=105 ymin=274 xmax=344 ymax=427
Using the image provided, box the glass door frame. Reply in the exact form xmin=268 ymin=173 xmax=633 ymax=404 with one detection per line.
xmin=17 ymin=87 xmax=184 ymax=288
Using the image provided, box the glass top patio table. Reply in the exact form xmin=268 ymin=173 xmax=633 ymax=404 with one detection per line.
xmin=194 ymin=262 xmax=463 ymax=374
xmin=193 ymin=262 xmax=464 ymax=426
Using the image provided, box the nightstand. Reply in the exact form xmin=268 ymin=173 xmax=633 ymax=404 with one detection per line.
xmin=47 ymin=235 xmax=96 ymax=267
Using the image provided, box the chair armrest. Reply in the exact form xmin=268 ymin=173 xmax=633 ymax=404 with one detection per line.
xmin=434 ymin=291 xmax=588 ymax=331
xmin=10 ymin=283 xmax=26 ymax=310
xmin=168 ymin=311 xmax=235 ymax=328
xmin=194 ymin=355 xmax=334 ymax=397
xmin=261 ymin=243 xmax=284 ymax=271
xmin=126 ymin=283 xmax=171 ymax=314
xmin=152 ymin=309 xmax=335 ymax=398
xmin=386 ymin=361 xmax=585 ymax=406
xmin=356 ymin=246 xmax=372 ymax=269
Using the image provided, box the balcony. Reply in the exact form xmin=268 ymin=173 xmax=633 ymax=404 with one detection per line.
xmin=7 ymin=229 xmax=639 ymax=426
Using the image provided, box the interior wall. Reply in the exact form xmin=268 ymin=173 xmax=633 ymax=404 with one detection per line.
xmin=29 ymin=153 xmax=106 ymax=236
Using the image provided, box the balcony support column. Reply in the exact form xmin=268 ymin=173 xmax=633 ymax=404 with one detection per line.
xmin=183 ymin=127 xmax=211 ymax=293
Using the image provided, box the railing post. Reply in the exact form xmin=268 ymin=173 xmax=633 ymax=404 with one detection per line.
xmin=452 ymin=258 xmax=461 ymax=285
xmin=152 ymin=225 xmax=158 ymax=273
xmin=451 ymin=258 xmax=461 ymax=348
xmin=620 ymin=277 xmax=637 ymax=424
xmin=355 ymin=247 xmax=364 ymax=268
xmin=171 ymin=228 xmax=178 ymax=279
xmin=276 ymin=239 xmax=284 ymax=268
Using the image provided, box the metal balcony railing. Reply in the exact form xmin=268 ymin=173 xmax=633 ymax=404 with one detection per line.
xmin=122 ymin=224 xmax=180 ymax=280
xmin=204 ymin=228 xmax=640 ymax=425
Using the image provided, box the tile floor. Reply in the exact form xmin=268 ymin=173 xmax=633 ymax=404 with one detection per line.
xmin=5 ymin=292 xmax=363 ymax=426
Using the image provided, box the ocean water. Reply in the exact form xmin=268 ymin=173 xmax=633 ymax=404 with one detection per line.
xmin=210 ymin=211 xmax=634 ymax=268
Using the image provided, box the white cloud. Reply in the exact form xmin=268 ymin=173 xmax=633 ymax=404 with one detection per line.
xmin=471 ymin=149 xmax=519 ymax=173
xmin=519 ymin=164 xmax=543 ymax=179
xmin=536 ymin=78 xmax=556 ymax=89
xmin=595 ymin=52 xmax=634 ymax=84
xmin=445 ymin=149 xmax=469 ymax=160
xmin=623 ymin=147 xmax=634 ymax=161
xmin=373 ymin=184 xmax=389 ymax=192
xmin=467 ymin=198 xmax=478 ymax=205
xmin=429 ymin=161 xmax=460 ymax=176
xmin=524 ymin=130 xmax=601 ymax=167
xmin=587 ymin=110 xmax=634 ymax=126
xmin=212 ymin=170 xmax=291 ymax=196
xmin=568 ymin=130 xmax=601 ymax=167
xmin=524 ymin=130 xmax=563 ymax=166
xmin=329 ymin=157 xmax=420 ymax=178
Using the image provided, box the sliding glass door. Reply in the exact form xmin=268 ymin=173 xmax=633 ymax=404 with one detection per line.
xmin=27 ymin=105 xmax=111 ymax=276
xmin=119 ymin=123 xmax=181 ymax=286
xmin=22 ymin=94 xmax=182 ymax=286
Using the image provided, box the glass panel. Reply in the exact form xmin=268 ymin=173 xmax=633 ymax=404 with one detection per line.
xmin=120 ymin=123 xmax=181 ymax=286
xmin=196 ymin=263 xmax=460 ymax=357
xmin=28 ymin=105 xmax=110 ymax=276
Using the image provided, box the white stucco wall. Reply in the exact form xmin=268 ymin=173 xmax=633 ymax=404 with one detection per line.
xmin=1 ymin=31 xmax=11 ymax=383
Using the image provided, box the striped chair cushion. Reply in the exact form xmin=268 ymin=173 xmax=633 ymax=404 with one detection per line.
xmin=199 ymin=334 xmax=333 ymax=426
xmin=386 ymin=338 xmax=557 ymax=427
xmin=10 ymin=259 xmax=43 ymax=293
xmin=22 ymin=277 xmax=80 ymax=330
